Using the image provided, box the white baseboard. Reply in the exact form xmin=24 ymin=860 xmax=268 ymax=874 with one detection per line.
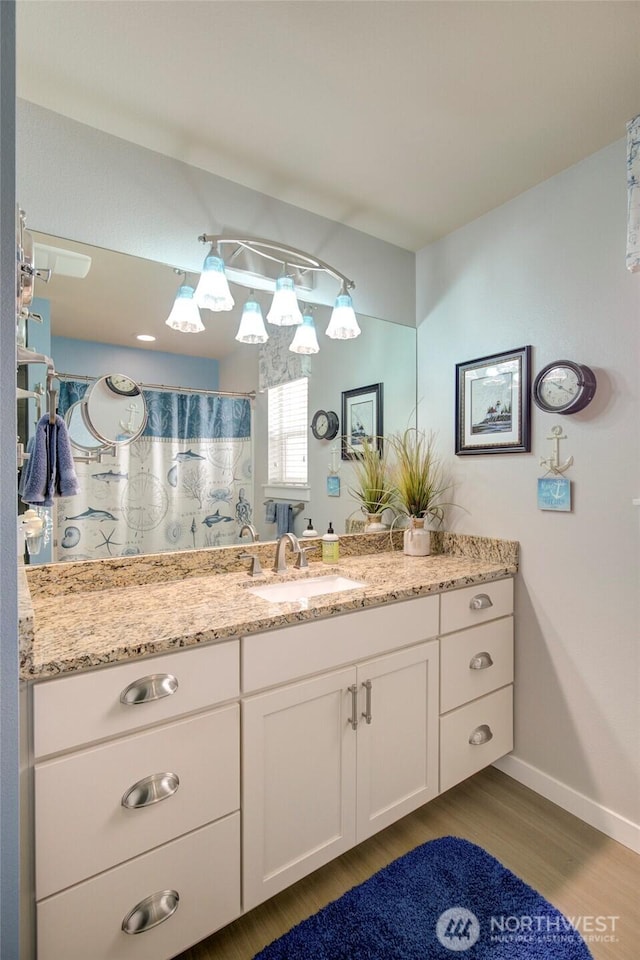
xmin=493 ymin=755 xmax=640 ymax=854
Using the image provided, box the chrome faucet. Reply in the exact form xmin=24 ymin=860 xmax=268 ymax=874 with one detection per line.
xmin=239 ymin=523 xmax=259 ymax=543
xmin=273 ymin=532 xmax=301 ymax=573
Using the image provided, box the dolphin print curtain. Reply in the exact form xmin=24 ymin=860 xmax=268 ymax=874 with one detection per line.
xmin=56 ymin=382 xmax=253 ymax=561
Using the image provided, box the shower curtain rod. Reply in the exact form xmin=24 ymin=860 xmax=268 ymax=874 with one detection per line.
xmin=56 ymin=372 xmax=256 ymax=401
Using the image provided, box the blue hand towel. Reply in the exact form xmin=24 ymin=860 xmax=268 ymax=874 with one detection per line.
xmin=21 ymin=415 xmax=79 ymax=506
xmin=265 ymin=500 xmax=277 ymax=524
xmin=55 ymin=414 xmax=79 ymax=497
xmin=275 ymin=502 xmax=293 ymax=538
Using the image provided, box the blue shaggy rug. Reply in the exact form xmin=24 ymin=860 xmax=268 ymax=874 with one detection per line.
xmin=254 ymin=837 xmax=593 ymax=959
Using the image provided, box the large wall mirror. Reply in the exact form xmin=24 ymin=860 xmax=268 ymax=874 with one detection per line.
xmin=20 ymin=232 xmax=417 ymax=564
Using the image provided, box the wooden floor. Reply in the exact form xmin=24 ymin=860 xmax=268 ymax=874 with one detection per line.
xmin=176 ymin=767 xmax=639 ymax=960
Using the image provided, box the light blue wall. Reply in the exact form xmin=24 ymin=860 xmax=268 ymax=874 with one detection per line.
xmin=0 ymin=4 xmax=19 ymax=955
xmin=51 ymin=336 xmax=219 ymax=391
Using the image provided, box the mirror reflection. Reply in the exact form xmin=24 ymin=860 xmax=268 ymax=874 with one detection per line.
xmin=21 ymin=233 xmax=417 ymax=563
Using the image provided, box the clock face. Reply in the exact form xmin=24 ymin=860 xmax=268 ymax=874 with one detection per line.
xmin=106 ymin=374 xmax=140 ymax=397
xmin=533 ymin=361 xmax=596 ymax=414
xmin=311 ymin=409 xmax=339 ymax=440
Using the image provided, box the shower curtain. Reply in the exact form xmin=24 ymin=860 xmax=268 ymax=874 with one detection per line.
xmin=56 ymin=382 xmax=253 ymax=561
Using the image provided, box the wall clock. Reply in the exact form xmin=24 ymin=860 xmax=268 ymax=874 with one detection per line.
xmin=310 ymin=409 xmax=339 ymax=440
xmin=105 ymin=374 xmax=140 ymax=397
xmin=532 ymin=361 xmax=597 ymax=414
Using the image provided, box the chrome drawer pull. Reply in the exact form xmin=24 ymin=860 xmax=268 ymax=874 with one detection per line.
xmin=120 ymin=673 xmax=178 ymax=705
xmin=121 ymin=772 xmax=180 ymax=809
xmin=469 ymin=651 xmax=494 ymax=671
xmin=121 ymin=889 xmax=179 ymax=935
xmin=469 ymin=724 xmax=493 ymax=746
xmin=361 ymin=679 xmax=373 ymax=724
xmin=469 ymin=593 xmax=493 ymax=611
xmin=348 ymin=684 xmax=359 ymax=731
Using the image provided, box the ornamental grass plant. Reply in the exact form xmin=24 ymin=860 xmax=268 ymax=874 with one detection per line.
xmin=346 ymin=436 xmax=396 ymax=516
xmin=389 ymin=428 xmax=452 ymax=524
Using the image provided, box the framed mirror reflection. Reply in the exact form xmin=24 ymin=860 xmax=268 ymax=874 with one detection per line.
xmin=19 ymin=233 xmax=417 ymax=563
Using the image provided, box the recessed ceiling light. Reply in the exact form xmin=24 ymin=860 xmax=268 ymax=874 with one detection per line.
xmin=136 ymin=334 xmax=156 ymax=342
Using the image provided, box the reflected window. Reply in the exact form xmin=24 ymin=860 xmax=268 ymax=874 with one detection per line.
xmin=268 ymin=378 xmax=308 ymax=485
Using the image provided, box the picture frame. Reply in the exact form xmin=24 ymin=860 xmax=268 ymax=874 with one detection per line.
xmin=455 ymin=346 xmax=531 ymax=455
xmin=341 ymin=383 xmax=383 ymax=460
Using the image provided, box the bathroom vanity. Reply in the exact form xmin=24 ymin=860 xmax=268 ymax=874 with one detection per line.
xmin=19 ymin=534 xmax=517 ymax=960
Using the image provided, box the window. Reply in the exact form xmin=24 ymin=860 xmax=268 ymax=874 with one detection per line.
xmin=268 ymin=377 xmax=308 ymax=485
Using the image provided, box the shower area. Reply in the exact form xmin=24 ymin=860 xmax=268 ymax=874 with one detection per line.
xmin=55 ymin=378 xmax=254 ymax=562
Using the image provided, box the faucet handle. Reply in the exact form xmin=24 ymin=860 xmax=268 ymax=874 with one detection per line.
xmin=239 ymin=552 xmax=262 ymax=577
xmin=295 ymin=545 xmax=318 ymax=569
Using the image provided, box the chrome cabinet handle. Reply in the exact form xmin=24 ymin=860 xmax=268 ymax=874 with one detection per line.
xmin=361 ymin=679 xmax=373 ymax=724
xmin=348 ymin=684 xmax=359 ymax=731
xmin=120 ymin=673 xmax=178 ymax=705
xmin=469 ymin=724 xmax=493 ymax=746
xmin=469 ymin=593 xmax=493 ymax=611
xmin=121 ymin=889 xmax=179 ymax=935
xmin=121 ymin=772 xmax=180 ymax=809
xmin=469 ymin=651 xmax=494 ymax=671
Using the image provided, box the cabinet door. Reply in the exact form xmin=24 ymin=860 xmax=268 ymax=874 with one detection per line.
xmin=356 ymin=640 xmax=439 ymax=843
xmin=242 ymin=667 xmax=357 ymax=911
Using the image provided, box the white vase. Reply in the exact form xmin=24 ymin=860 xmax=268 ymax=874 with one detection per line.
xmin=364 ymin=512 xmax=387 ymax=533
xmin=403 ymin=517 xmax=431 ymax=556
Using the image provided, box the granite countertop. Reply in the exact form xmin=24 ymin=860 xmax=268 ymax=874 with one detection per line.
xmin=19 ymin=533 xmax=518 ymax=681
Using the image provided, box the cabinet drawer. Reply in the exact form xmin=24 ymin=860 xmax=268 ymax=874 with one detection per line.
xmin=37 ymin=812 xmax=241 ymax=960
xmin=242 ymin=595 xmax=439 ymax=692
xmin=440 ymin=579 xmax=513 ymax=635
xmin=35 ymin=705 xmax=239 ymax=899
xmin=440 ymin=685 xmax=513 ymax=793
xmin=440 ymin=617 xmax=513 ymax=713
xmin=33 ymin=640 xmax=239 ymax=758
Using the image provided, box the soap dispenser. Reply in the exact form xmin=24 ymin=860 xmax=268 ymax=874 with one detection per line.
xmin=302 ymin=518 xmax=318 ymax=538
xmin=321 ymin=522 xmax=339 ymax=562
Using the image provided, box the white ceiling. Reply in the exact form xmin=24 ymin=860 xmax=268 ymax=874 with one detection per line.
xmin=16 ymin=1 xmax=640 ymax=252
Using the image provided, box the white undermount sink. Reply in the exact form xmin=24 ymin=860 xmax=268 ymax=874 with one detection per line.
xmin=246 ymin=574 xmax=367 ymax=603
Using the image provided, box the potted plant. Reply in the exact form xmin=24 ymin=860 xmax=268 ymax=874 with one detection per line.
xmin=347 ymin=437 xmax=395 ymax=531
xmin=389 ymin=428 xmax=452 ymax=555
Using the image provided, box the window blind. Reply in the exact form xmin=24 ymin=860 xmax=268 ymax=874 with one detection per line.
xmin=268 ymin=378 xmax=308 ymax=485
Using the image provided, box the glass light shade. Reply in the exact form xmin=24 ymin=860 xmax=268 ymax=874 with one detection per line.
xmin=326 ymin=292 xmax=361 ymax=340
xmin=266 ymin=276 xmax=303 ymax=326
xmin=165 ymin=284 xmax=205 ymax=333
xmin=289 ymin=313 xmax=319 ymax=354
xmin=194 ymin=254 xmax=235 ymax=311
xmin=236 ymin=299 xmax=268 ymax=344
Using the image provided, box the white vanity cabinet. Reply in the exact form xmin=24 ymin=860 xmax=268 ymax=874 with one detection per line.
xmin=30 ymin=641 xmax=241 ymax=960
xmin=241 ymin=597 xmax=440 ymax=911
xmin=27 ymin=572 xmax=515 ymax=960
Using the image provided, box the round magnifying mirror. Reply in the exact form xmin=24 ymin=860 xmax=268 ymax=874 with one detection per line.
xmin=82 ymin=374 xmax=147 ymax=446
xmin=65 ymin=400 xmax=107 ymax=454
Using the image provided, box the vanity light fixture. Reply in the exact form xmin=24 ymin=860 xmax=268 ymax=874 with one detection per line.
xmin=197 ymin=234 xmax=359 ymax=343
xmin=165 ymin=271 xmax=204 ymax=333
xmin=235 ymin=293 xmax=269 ymax=344
xmin=289 ymin=307 xmax=320 ymax=355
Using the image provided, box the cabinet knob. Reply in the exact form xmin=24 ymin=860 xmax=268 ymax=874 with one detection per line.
xmin=120 ymin=673 xmax=178 ymax=705
xmin=469 ymin=593 xmax=493 ymax=611
xmin=121 ymin=772 xmax=180 ymax=809
xmin=468 ymin=724 xmax=493 ymax=746
xmin=121 ymin=889 xmax=179 ymax=935
xmin=469 ymin=651 xmax=494 ymax=671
